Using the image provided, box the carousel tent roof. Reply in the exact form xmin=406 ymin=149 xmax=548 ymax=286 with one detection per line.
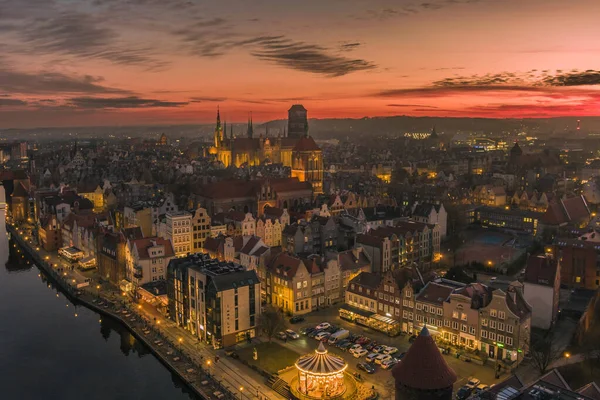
xmin=296 ymin=342 xmax=347 ymax=375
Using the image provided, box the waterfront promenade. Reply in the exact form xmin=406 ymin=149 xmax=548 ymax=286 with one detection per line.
xmin=7 ymin=223 xmax=282 ymax=400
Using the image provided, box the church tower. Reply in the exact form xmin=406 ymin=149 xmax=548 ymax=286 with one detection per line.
xmin=247 ymin=113 xmax=254 ymax=138
xmin=288 ymin=104 xmax=308 ymax=139
xmin=214 ymin=107 xmax=223 ymax=148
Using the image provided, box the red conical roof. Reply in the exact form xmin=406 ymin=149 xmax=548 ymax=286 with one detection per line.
xmin=392 ymin=326 xmax=457 ymax=390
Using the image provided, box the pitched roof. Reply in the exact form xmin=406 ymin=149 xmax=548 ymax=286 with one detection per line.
xmin=577 ymin=382 xmax=600 ymax=399
xmin=269 ymin=252 xmax=303 ymax=280
xmin=542 ymin=195 xmax=590 ymax=225
xmin=392 ymin=326 xmax=457 ymax=390
xmin=416 ymin=282 xmax=455 ymax=305
xmin=293 ymin=135 xmax=321 ymax=152
xmin=131 ymin=237 xmax=175 ymax=259
xmin=504 ymin=288 xmax=532 ymax=321
xmin=349 ymin=272 xmax=381 ymax=291
xmin=198 ymin=177 xmax=311 ymax=200
xmin=524 ymin=254 xmax=559 ymax=287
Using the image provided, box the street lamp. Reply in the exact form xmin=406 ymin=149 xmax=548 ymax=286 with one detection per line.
xmin=178 ymin=337 xmax=183 ymax=351
xmin=239 ymin=387 xmax=244 ymax=399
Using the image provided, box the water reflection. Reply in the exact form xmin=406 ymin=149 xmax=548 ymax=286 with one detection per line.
xmin=0 ymin=221 xmax=197 ymax=400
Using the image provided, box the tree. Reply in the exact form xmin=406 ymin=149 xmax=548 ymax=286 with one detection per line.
xmin=528 ymin=333 xmax=562 ymax=375
xmin=258 ymin=306 xmax=285 ymax=342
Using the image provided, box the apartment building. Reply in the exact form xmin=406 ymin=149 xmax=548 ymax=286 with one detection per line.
xmin=479 ymin=284 xmax=531 ymax=363
xmin=165 ymin=211 xmax=192 ymax=257
xmin=191 ymin=207 xmax=211 ymax=253
xmin=123 ymin=204 xmax=153 ymax=237
xmin=167 ymin=253 xmax=261 ymax=349
xmin=125 ymin=237 xmax=175 ymax=288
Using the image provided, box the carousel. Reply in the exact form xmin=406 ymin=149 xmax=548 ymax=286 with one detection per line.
xmin=293 ymin=342 xmax=348 ymax=399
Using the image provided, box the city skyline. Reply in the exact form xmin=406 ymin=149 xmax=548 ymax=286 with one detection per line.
xmin=2 ymin=0 xmax=600 ymax=128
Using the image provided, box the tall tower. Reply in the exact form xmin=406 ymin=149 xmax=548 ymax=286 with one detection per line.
xmin=392 ymin=326 xmax=457 ymax=400
xmin=291 ymin=134 xmax=324 ymax=195
xmin=247 ymin=113 xmax=254 ymax=138
xmin=214 ymin=107 xmax=223 ymax=148
xmin=288 ymin=104 xmax=308 ymax=139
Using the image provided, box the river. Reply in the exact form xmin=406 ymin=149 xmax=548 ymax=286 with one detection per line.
xmin=0 ymin=208 xmax=198 ymax=400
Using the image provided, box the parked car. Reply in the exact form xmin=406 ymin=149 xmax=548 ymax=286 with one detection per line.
xmin=328 ymin=329 xmax=350 ymax=345
xmin=490 ymin=277 xmax=497 ymax=282
xmin=357 ymin=362 xmax=375 ymax=374
xmin=348 ymin=344 xmax=362 ymax=354
xmin=365 ymin=353 xmax=378 ymax=363
xmin=353 ymin=348 xmax=368 ymax=358
xmin=319 ymin=335 xmax=331 ymax=343
xmin=475 ymin=384 xmax=490 ymax=394
xmin=300 ymin=327 xmax=314 ymax=335
xmin=356 ymin=337 xmax=370 ymax=345
xmin=336 ymin=339 xmax=350 ymax=349
xmin=375 ymin=354 xmax=392 ymax=365
xmin=465 ymin=378 xmax=481 ymax=389
xmin=396 ymin=352 xmax=406 ymax=360
xmin=383 ymin=346 xmax=398 ymax=355
xmin=285 ymin=329 xmax=300 ymax=339
xmin=315 ymin=331 xmax=330 ymax=341
xmin=372 ymin=345 xmax=386 ymax=354
xmin=316 ymin=322 xmax=331 ymax=330
xmin=366 ymin=342 xmax=378 ymax=351
xmin=289 ymin=316 xmax=305 ymax=324
xmin=408 ymin=335 xmax=417 ymax=343
xmin=456 ymin=386 xmax=472 ymax=400
xmin=339 ymin=341 xmax=354 ymax=351
xmin=276 ymin=331 xmax=287 ymax=340
xmin=308 ymin=329 xmax=322 ymax=338
xmin=381 ymin=359 xmax=397 ymax=370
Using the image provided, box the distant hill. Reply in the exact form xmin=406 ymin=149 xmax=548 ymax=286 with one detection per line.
xmin=2 ymin=116 xmax=599 ymax=141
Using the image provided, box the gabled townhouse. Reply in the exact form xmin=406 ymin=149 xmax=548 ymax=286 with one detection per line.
xmin=125 ymin=237 xmax=175 ymax=289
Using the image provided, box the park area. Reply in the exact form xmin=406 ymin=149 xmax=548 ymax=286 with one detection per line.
xmin=237 ymin=341 xmax=299 ymax=374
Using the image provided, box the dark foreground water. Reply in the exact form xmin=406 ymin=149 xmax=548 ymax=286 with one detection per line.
xmin=0 ymin=211 xmax=198 ymax=400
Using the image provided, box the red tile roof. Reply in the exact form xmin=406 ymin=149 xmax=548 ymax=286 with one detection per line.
xmin=542 ymin=195 xmax=590 ymax=225
xmin=199 ymin=178 xmax=311 ymax=200
xmin=392 ymin=326 xmax=457 ymax=390
xmin=416 ymin=282 xmax=454 ymax=305
xmin=524 ymin=255 xmax=559 ymax=287
xmin=269 ymin=252 xmax=303 ymax=280
xmin=131 ymin=237 xmax=174 ymax=259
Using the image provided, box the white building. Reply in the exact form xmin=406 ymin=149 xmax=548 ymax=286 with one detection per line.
xmin=523 ymin=254 xmax=560 ymax=329
xmin=165 ymin=211 xmax=192 ymax=257
xmin=126 ymin=237 xmax=175 ymax=288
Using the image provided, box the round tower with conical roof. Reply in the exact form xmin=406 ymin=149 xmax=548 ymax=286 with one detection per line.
xmin=392 ymin=326 xmax=457 ymax=400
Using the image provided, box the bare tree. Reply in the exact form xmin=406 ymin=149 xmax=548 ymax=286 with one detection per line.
xmin=528 ymin=333 xmax=562 ymax=375
xmin=258 ymin=306 xmax=285 ymax=342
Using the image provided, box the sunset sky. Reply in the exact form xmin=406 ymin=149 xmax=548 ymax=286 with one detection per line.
xmin=1 ymin=0 xmax=600 ymax=128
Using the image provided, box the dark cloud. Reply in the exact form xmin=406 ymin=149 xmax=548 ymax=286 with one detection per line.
xmin=387 ymin=103 xmax=439 ymax=108
xmin=20 ymin=12 xmax=168 ymax=70
xmin=173 ymin=23 xmax=376 ymax=77
xmin=375 ymin=85 xmax=544 ymax=98
xmin=0 ymin=98 xmax=27 ymax=106
xmin=250 ymin=36 xmax=376 ymax=77
xmin=356 ymin=0 xmax=482 ymax=20
xmin=67 ymin=96 xmax=189 ymax=109
xmin=433 ymin=72 xmax=524 ymax=87
xmin=0 ymin=68 xmax=127 ymax=94
xmin=542 ymin=70 xmax=600 ymax=86
xmin=189 ymin=96 xmax=227 ymax=102
xmin=340 ymin=42 xmax=362 ymax=51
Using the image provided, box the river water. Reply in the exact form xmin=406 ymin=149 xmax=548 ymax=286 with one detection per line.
xmin=0 ymin=209 xmax=198 ymax=400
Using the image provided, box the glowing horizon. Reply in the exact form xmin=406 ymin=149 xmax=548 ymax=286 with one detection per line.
xmin=1 ymin=0 xmax=600 ymax=128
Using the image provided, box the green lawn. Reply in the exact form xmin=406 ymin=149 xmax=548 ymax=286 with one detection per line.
xmin=237 ymin=342 xmax=299 ymax=374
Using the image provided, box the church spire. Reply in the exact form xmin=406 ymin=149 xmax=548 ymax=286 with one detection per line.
xmin=247 ymin=112 xmax=254 ymax=138
xmin=214 ymin=107 xmax=222 ymax=148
